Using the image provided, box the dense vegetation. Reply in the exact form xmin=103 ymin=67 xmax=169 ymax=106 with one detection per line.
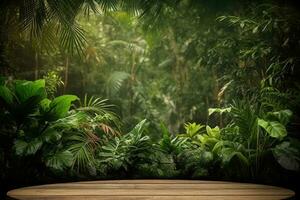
xmin=1 ymin=0 xmax=300 ymax=198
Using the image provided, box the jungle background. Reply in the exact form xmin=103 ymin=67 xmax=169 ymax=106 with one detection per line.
xmin=1 ymin=0 xmax=300 ymax=199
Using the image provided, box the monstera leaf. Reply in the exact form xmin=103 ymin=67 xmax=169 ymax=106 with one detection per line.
xmin=14 ymin=138 xmax=43 ymax=156
xmin=41 ymin=128 xmax=62 ymax=143
xmin=267 ymin=110 xmax=293 ymax=126
xmin=258 ymin=119 xmax=287 ymax=138
xmin=45 ymin=150 xmax=73 ymax=170
xmin=273 ymin=140 xmax=300 ymax=171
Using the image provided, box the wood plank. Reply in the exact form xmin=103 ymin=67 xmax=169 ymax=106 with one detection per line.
xmin=10 ymin=195 xmax=293 ymax=200
xmin=8 ymin=188 xmax=294 ymax=196
xmin=7 ymin=180 xmax=295 ymax=200
xmin=27 ymin=183 xmax=280 ymax=190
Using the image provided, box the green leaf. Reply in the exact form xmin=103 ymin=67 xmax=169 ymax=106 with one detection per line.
xmin=15 ymin=80 xmax=46 ymax=103
xmin=60 ymin=23 xmax=87 ymax=55
xmin=50 ymin=112 xmax=88 ymax=130
xmin=216 ymin=141 xmax=249 ymax=165
xmin=184 ymin=122 xmax=205 ymax=138
xmin=258 ymin=119 xmax=287 ymax=138
xmin=48 ymin=95 xmax=79 ymax=120
xmin=3 ymin=80 xmax=46 ymax=120
xmin=66 ymin=129 xmax=98 ymax=172
xmin=202 ymin=151 xmax=214 ymax=162
xmin=0 ymin=76 xmax=5 ymax=85
xmin=41 ymin=128 xmax=62 ymax=143
xmin=273 ymin=141 xmax=300 ymax=171
xmin=208 ymin=107 xmax=231 ymax=116
xmin=128 ymin=119 xmax=147 ymax=137
xmin=252 ymin=26 xmax=259 ymax=34
xmin=267 ymin=110 xmax=292 ymax=126
xmin=221 ymin=148 xmax=249 ymax=166
xmin=199 ymin=126 xmax=221 ymax=148
xmin=14 ymin=140 xmax=28 ymax=156
xmin=206 ymin=126 xmax=220 ymax=138
xmin=0 ymin=85 xmax=13 ymax=105
xmin=45 ymin=150 xmax=73 ymax=170
xmin=105 ymin=71 xmax=131 ymax=95
xmin=240 ymin=22 xmax=245 ymax=28
xmin=76 ymin=95 xmax=114 ymax=116
xmin=15 ymin=138 xmax=43 ymax=155
xmin=160 ymin=122 xmax=171 ymax=146
xmin=40 ymin=98 xmax=51 ymax=113
xmin=213 ymin=140 xmax=229 ymax=153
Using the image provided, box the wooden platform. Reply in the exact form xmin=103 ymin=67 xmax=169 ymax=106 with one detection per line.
xmin=7 ymin=180 xmax=295 ymax=200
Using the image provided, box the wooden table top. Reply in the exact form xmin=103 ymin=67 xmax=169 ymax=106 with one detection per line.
xmin=7 ymin=180 xmax=295 ymax=200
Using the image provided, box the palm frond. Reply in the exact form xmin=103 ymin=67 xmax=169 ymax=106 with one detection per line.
xmin=119 ymin=0 xmax=141 ymax=16
xmin=97 ymin=0 xmax=119 ymax=12
xmin=18 ymin=0 xmax=87 ymax=55
xmin=105 ymin=71 xmax=131 ymax=95
xmin=76 ymin=94 xmax=115 ymax=116
xmin=230 ymin=101 xmax=258 ymax=146
xmin=82 ymin=0 xmax=99 ymax=15
xmin=59 ymin=23 xmax=87 ymax=55
xmin=9 ymin=0 xmax=175 ymax=55
xmin=66 ymin=130 xmax=99 ymax=173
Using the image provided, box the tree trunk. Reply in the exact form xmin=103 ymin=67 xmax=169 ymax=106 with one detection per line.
xmin=63 ymin=56 xmax=69 ymax=93
xmin=34 ymin=52 xmax=39 ymax=80
xmin=80 ymin=68 xmax=86 ymax=97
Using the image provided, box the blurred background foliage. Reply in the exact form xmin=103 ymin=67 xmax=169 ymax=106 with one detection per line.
xmin=1 ymin=0 xmax=300 ymax=199
xmin=1 ymin=0 xmax=300 ymax=135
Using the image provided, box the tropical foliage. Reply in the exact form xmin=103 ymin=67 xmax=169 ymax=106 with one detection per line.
xmin=1 ymin=0 xmax=300 ymax=199
xmin=0 ymin=78 xmax=119 ymax=176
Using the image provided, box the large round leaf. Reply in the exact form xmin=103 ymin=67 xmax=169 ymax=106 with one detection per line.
xmin=45 ymin=150 xmax=73 ymax=170
xmin=258 ymin=119 xmax=287 ymax=138
xmin=273 ymin=141 xmax=300 ymax=171
xmin=15 ymin=80 xmax=46 ymax=103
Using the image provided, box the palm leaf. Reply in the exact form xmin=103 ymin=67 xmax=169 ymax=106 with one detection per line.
xmin=97 ymin=0 xmax=119 ymax=12
xmin=59 ymin=23 xmax=87 ymax=55
xmin=105 ymin=71 xmax=131 ymax=95
xmin=77 ymin=94 xmax=113 ymax=115
xmin=66 ymin=131 xmax=99 ymax=172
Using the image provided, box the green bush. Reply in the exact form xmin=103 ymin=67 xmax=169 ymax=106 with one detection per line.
xmin=0 ymin=78 xmax=119 ymax=178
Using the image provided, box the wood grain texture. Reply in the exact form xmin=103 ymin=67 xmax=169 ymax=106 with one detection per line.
xmin=7 ymin=180 xmax=295 ymax=200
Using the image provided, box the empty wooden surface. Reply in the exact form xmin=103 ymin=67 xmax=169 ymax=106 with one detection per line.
xmin=7 ymin=180 xmax=295 ymax=200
